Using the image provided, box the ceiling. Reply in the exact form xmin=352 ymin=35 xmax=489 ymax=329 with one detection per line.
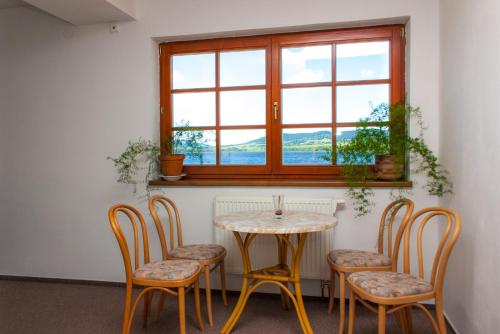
xmin=0 ymin=0 xmax=25 ymax=9
xmin=0 ymin=0 xmax=136 ymax=25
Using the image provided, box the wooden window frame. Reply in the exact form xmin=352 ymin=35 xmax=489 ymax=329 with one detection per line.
xmin=159 ymin=25 xmax=405 ymax=180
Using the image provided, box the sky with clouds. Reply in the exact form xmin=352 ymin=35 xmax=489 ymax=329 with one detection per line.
xmin=171 ymin=41 xmax=389 ymax=149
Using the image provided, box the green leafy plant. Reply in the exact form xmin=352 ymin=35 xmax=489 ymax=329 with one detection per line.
xmin=163 ymin=123 xmax=205 ymax=159
xmin=108 ymin=122 xmax=205 ymax=192
xmin=107 ymin=138 xmax=160 ymax=193
xmin=336 ymin=102 xmax=452 ymax=216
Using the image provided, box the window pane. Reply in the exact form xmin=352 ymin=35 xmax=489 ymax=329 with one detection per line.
xmin=282 ymin=128 xmax=332 ymax=165
xmin=220 ymin=129 xmax=266 ymax=165
xmin=173 ymin=92 xmax=215 ymax=127
xmin=336 ymin=84 xmax=389 ymax=123
xmin=282 ymin=45 xmax=332 ymax=84
xmin=172 ymin=53 xmax=215 ymax=89
xmin=336 ymin=41 xmax=389 ymax=81
xmin=282 ymin=87 xmax=332 ymax=124
xmin=174 ymin=130 xmax=216 ymax=165
xmin=220 ymin=90 xmax=266 ymax=126
xmin=336 ymin=126 xmax=388 ymax=164
xmin=220 ymin=50 xmax=266 ymax=87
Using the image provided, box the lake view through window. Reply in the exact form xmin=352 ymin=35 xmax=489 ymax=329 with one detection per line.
xmin=160 ymin=25 xmax=405 ymax=178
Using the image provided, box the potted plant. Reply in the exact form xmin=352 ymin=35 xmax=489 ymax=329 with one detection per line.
xmin=108 ymin=122 xmax=205 ymax=192
xmin=108 ymin=138 xmax=160 ymax=193
xmin=160 ymin=123 xmax=204 ymax=176
xmin=337 ymin=102 xmax=452 ymax=216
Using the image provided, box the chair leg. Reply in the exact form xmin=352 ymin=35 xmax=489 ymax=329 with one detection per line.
xmin=405 ymin=307 xmax=414 ymax=334
xmin=194 ymin=280 xmax=205 ymax=331
xmin=347 ymin=289 xmax=356 ymax=334
xmin=178 ymin=287 xmax=186 ymax=334
xmin=435 ymin=295 xmax=447 ymax=334
xmin=338 ymin=271 xmax=346 ymax=334
xmin=378 ymin=304 xmax=386 ymax=334
xmin=394 ymin=309 xmax=409 ymax=334
xmin=156 ymin=292 xmax=166 ymax=321
xmin=204 ymin=265 xmax=213 ymax=326
xmin=220 ymin=261 xmax=228 ymax=307
xmin=142 ymin=291 xmax=151 ymax=328
xmin=328 ymin=269 xmax=336 ymax=314
xmin=122 ymin=283 xmax=133 ymax=334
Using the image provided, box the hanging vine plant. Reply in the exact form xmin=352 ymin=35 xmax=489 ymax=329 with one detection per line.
xmin=108 ymin=122 xmax=206 ymax=194
xmin=336 ymin=102 xmax=452 ymax=216
xmin=107 ymin=138 xmax=160 ymax=193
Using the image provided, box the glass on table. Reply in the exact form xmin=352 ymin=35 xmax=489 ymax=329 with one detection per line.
xmin=273 ymin=195 xmax=285 ymax=218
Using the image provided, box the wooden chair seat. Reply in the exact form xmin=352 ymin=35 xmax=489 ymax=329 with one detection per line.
xmin=348 ymin=271 xmax=433 ymax=298
xmin=149 ymin=195 xmax=228 ymax=327
xmin=347 ymin=207 xmax=462 ymax=334
xmin=327 ymin=199 xmax=414 ymax=334
xmin=169 ymin=244 xmax=226 ymax=261
xmin=328 ymin=249 xmax=392 ymax=268
xmin=134 ymin=259 xmax=201 ymax=281
xmin=108 ymin=204 xmax=204 ymax=334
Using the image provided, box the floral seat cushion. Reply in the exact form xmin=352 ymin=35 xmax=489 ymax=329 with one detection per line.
xmin=348 ymin=271 xmax=433 ymax=298
xmin=134 ymin=259 xmax=200 ymax=281
xmin=328 ymin=249 xmax=392 ymax=267
xmin=169 ymin=244 xmax=226 ymax=260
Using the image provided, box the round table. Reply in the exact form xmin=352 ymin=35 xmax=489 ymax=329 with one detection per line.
xmin=214 ymin=210 xmax=338 ymax=334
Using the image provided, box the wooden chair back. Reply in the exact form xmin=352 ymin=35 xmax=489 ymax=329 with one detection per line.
xmin=403 ymin=207 xmax=461 ymax=290
xmin=108 ymin=204 xmax=151 ymax=282
xmin=148 ymin=195 xmax=184 ymax=260
xmin=377 ymin=198 xmax=414 ymax=269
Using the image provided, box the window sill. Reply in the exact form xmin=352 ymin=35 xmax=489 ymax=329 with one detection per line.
xmin=148 ymin=178 xmax=413 ymax=188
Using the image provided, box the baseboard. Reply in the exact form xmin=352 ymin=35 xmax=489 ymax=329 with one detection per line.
xmin=0 ymin=274 xmax=324 ymax=300
xmin=444 ymin=311 xmax=459 ymax=334
xmin=0 ymin=274 xmax=126 ymax=287
xmin=0 ymin=274 xmax=456 ymax=332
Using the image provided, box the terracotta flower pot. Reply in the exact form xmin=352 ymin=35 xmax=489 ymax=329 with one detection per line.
xmin=375 ymin=155 xmax=404 ymax=180
xmin=159 ymin=154 xmax=185 ymax=176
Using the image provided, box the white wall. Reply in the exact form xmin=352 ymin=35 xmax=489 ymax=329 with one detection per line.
xmin=0 ymin=44 xmax=7 ymax=221
xmin=0 ymin=0 xmax=441 ymax=296
xmin=440 ymin=0 xmax=500 ymax=332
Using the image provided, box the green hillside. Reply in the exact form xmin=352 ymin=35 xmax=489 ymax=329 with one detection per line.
xmin=220 ymin=129 xmax=356 ymax=152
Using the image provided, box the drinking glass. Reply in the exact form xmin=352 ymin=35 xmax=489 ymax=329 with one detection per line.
xmin=273 ymin=195 xmax=284 ymax=217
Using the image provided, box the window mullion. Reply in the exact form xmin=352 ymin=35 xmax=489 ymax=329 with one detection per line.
xmin=215 ymin=51 xmax=221 ymax=166
xmin=332 ymin=42 xmax=337 ymax=166
xmin=270 ymin=39 xmax=281 ymax=174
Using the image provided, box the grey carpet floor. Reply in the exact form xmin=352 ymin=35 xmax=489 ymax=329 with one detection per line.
xmin=0 ymin=280 xmax=450 ymax=333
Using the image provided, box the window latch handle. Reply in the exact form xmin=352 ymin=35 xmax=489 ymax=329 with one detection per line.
xmin=273 ymin=102 xmax=279 ymax=120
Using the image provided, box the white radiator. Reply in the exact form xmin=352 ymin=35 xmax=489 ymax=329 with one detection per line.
xmin=213 ymin=196 xmax=342 ymax=280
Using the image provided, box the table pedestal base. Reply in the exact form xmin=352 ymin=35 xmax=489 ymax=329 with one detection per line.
xmin=220 ymin=232 xmax=313 ymax=334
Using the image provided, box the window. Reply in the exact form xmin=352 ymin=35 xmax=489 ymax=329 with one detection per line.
xmin=160 ymin=25 xmax=405 ymax=180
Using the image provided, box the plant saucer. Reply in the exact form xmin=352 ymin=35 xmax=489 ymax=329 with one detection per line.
xmin=160 ymin=173 xmax=186 ymax=181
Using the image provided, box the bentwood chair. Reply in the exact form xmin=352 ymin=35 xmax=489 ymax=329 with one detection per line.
xmin=327 ymin=198 xmax=414 ymax=333
xmin=347 ymin=207 xmax=461 ymax=334
xmin=108 ymin=204 xmax=204 ymax=334
xmin=148 ymin=195 xmax=228 ymax=326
